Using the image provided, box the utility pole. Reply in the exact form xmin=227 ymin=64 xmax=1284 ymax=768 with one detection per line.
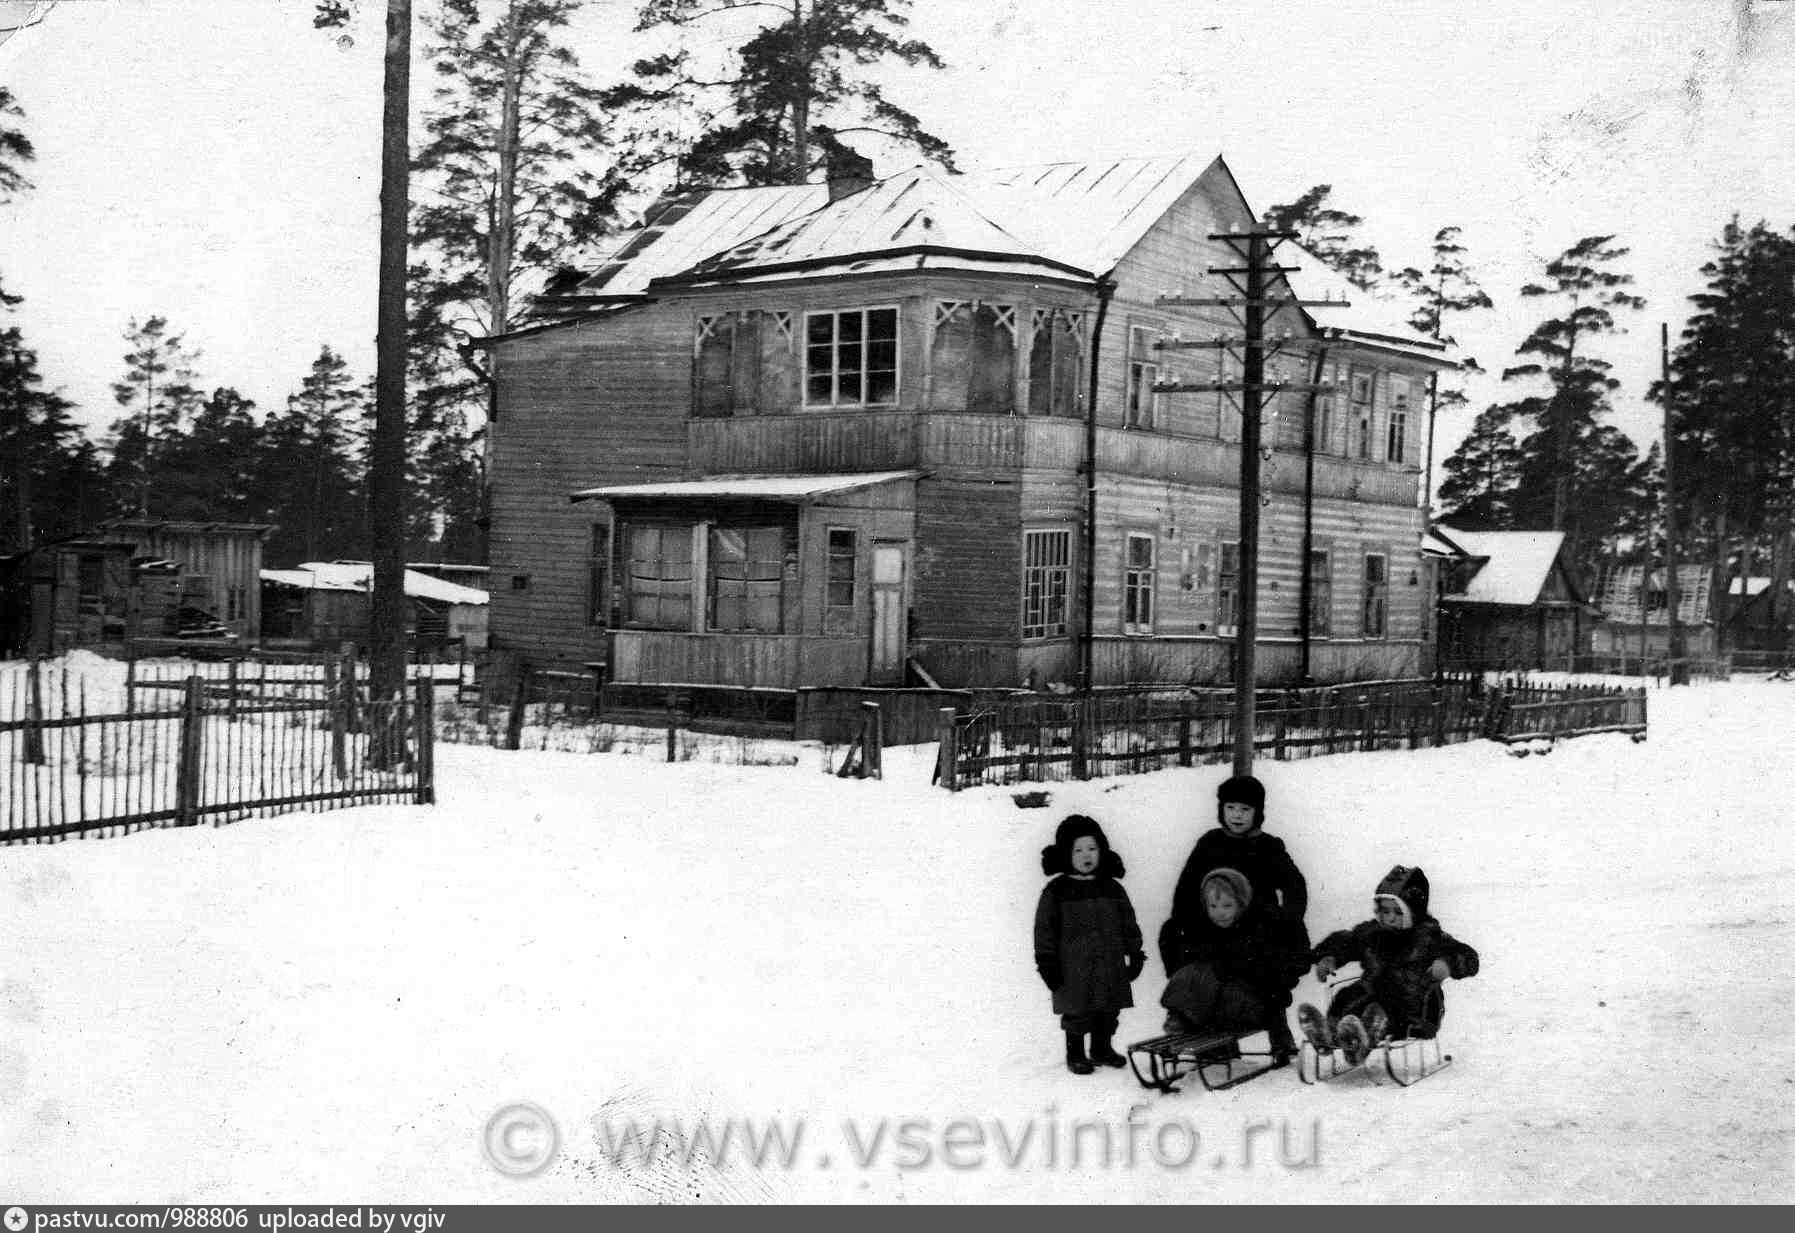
xmin=1661 ymin=322 xmax=1686 ymax=685
xmin=1155 ymin=227 xmax=1342 ymax=773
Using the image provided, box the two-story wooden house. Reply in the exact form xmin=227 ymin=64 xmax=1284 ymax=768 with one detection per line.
xmin=480 ymin=153 xmax=1453 ymax=692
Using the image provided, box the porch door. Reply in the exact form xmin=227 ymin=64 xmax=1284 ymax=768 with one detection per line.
xmin=870 ymin=542 xmax=907 ymax=684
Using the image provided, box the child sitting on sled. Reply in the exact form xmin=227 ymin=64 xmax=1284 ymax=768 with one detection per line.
xmin=1034 ymin=815 xmax=1147 ymax=1074
xmin=1158 ymin=868 xmax=1309 ymax=1056
xmin=1299 ymin=865 xmax=1480 ymax=1063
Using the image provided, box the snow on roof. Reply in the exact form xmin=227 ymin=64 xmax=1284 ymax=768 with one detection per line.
xmin=1731 ymin=575 xmax=1774 ymax=597
xmin=261 ymin=562 xmax=488 ymax=605
xmin=571 ymin=471 xmax=923 ymax=504
xmin=1437 ymin=528 xmax=1567 ymax=606
xmin=1279 ymin=244 xmax=1452 ymax=361
xmin=570 ymin=185 xmax=828 ymax=299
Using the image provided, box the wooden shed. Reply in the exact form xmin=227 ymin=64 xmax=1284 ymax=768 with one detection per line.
xmin=1436 ymin=528 xmax=1595 ymax=672
xmin=98 ymin=520 xmax=274 ymax=641
xmin=260 ymin=560 xmax=489 ymax=650
xmin=480 ymin=152 xmax=1454 ymax=691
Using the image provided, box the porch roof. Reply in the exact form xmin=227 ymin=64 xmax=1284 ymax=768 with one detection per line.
xmin=570 ymin=470 xmax=923 ymax=504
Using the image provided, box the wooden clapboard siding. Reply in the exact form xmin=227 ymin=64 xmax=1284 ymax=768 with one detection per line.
xmin=488 ymin=304 xmax=692 ymax=667
xmin=913 ymin=477 xmax=1020 ymax=646
xmin=611 ymin=630 xmax=864 ymax=688
xmin=690 ymin=411 xmax=918 ymax=472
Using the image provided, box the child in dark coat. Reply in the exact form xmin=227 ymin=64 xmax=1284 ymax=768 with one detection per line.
xmin=1159 ymin=867 xmax=1310 ymax=1049
xmin=1034 ymin=815 xmax=1146 ymax=1075
xmin=1300 ymin=865 xmax=1480 ymax=1063
xmin=1159 ymin=774 xmax=1309 ymax=975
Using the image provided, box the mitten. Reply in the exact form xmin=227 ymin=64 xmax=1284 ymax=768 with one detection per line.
xmin=1315 ymin=955 xmax=1338 ymax=981
xmin=1125 ymin=952 xmax=1145 ymax=981
xmin=1037 ymin=958 xmax=1061 ymax=990
xmin=1427 ymin=958 xmax=1452 ymax=983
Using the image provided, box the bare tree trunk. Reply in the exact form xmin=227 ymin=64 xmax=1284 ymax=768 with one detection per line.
xmin=487 ymin=0 xmax=523 ymax=336
xmin=1772 ymin=511 xmax=1793 ymax=649
xmin=369 ymin=0 xmax=412 ymax=712
xmin=790 ymin=0 xmax=809 ymax=182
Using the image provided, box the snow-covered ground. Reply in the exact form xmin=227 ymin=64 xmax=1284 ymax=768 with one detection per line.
xmin=2 ymin=668 xmax=1792 ymax=1203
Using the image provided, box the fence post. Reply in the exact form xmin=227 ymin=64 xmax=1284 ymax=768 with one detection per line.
xmin=175 ymin=675 xmax=203 ymax=826
xmin=935 ymin=707 xmax=959 ymax=791
xmin=23 ymin=656 xmax=46 ymax=765
xmin=125 ymin=654 xmax=137 ymax=716
xmin=664 ymin=688 xmax=682 ymax=763
xmin=1178 ymin=713 xmax=1192 ymax=767
xmin=861 ymin=701 xmax=884 ymax=780
xmin=504 ymin=668 xmax=531 ymax=752
xmin=414 ymin=678 xmax=436 ymax=805
xmin=325 ymin=656 xmax=347 ymax=780
xmin=226 ymin=658 xmax=239 ymax=723
xmin=1071 ymin=697 xmax=1091 ymax=781
xmin=339 ymin=642 xmax=361 ymax=733
xmin=1432 ymin=688 xmax=1445 ymax=747
xmin=1274 ymin=700 xmax=1288 ymax=761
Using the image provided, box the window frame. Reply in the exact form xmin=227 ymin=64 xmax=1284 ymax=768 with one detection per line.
xmin=1217 ymin=540 xmax=1241 ymax=637
xmin=1122 ymin=532 xmax=1156 ymax=635
xmin=621 ymin=523 xmax=694 ymax=631
xmin=826 ymin=526 xmax=857 ymax=615
xmin=1126 ymin=326 xmax=1160 ymax=430
xmin=1350 ymin=368 xmax=1375 ymax=460
xmin=1363 ymin=552 xmax=1389 ymax=638
xmin=706 ymin=524 xmax=787 ymax=634
xmin=1308 ymin=549 xmax=1332 ymax=638
xmin=1021 ymin=528 xmax=1073 ymax=640
xmin=803 ymin=306 xmax=900 ymax=409
xmin=1386 ymin=374 xmax=1410 ymax=463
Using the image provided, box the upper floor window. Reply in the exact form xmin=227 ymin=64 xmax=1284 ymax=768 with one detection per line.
xmin=1022 ymin=528 xmax=1072 ymax=639
xmin=695 ymin=309 xmax=794 ymax=417
xmin=931 ymin=301 xmax=1016 ymax=413
xmin=1126 ymin=327 xmax=1160 ymax=429
xmin=1028 ymin=309 xmax=1084 ymax=418
xmin=1350 ymin=369 xmax=1375 ymax=460
xmin=805 ymin=307 xmax=897 ymax=407
xmin=1308 ymin=549 xmax=1332 ymax=637
xmin=1123 ymin=533 xmax=1155 ymax=634
xmin=1386 ymin=375 xmax=1411 ymax=463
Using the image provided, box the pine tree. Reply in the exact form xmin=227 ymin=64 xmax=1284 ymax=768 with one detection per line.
xmin=1264 ymin=184 xmax=1384 ymax=291
xmin=1498 ymin=235 xmax=1648 ymax=578
xmin=155 ymin=387 xmax=262 ymax=523
xmin=1438 ymin=404 xmax=1526 ymax=530
xmin=1395 ymin=226 xmax=1494 ymax=517
xmin=258 ymin=346 xmax=370 ymax=566
xmin=607 ymin=0 xmax=954 ymax=187
xmin=1657 ymin=218 xmax=1795 ymax=643
xmin=1 ymin=317 xmax=90 ymax=551
xmin=106 ymin=316 xmax=204 ymax=517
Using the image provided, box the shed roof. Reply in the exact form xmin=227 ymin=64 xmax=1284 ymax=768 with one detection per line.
xmin=1437 ymin=528 xmax=1570 ymax=606
xmin=570 ymin=470 xmax=923 ymax=504
xmin=261 ymin=561 xmax=489 ymax=606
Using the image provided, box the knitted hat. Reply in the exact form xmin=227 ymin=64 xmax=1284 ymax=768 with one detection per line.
xmin=1216 ymin=774 xmax=1266 ymax=812
xmin=1040 ymin=814 xmax=1127 ymax=878
xmin=1200 ymin=866 xmax=1253 ymax=910
xmin=1374 ymin=865 xmax=1430 ymax=929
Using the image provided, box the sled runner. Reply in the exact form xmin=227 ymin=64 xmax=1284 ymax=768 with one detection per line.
xmin=1296 ymin=1033 xmax=1453 ymax=1086
xmin=1126 ymin=1029 xmax=1284 ymax=1093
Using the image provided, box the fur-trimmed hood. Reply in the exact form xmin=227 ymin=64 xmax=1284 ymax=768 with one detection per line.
xmin=1041 ymin=814 xmax=1127 ymax=878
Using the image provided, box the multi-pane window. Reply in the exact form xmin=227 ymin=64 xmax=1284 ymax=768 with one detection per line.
xmin=826 ymin=528 xmax=857 ymax=611
xmin=1123 ymin=534 xmax=1155 ymax=634
xmin=1387 ymin=375 xmax=1410 ymax=463
xmin=1126 ymin=327 xmax=1159 ymax=429
xmin=1027 ymin=310 xmax=1084 ymax=417
xmin=1022 ymin=529 xmax=1072 ymax=638
xmin=1308 ymin=549 xmax=1332 ymax=637
xmin=586 ymin=524 xmax=610 ymax=626
xmin=226 ymin=585 xmax=246 ymax=623
xmin=1217 ymin=541 xmax=1240 ymax=635
xmin=77 ymin=554 xmax=104 ymax=615
xmin=1363 ymin=553 xmax=1388 ymax=638
xmin=805 ymin=307 xmax=898 ymax=407
xmin=708 ymin=526 xmax=786 ymax=633
xmin=623 ymin=524 xmax=693 ymax=629
xmin=1351 ymin=370 xmax=1375 ymax=460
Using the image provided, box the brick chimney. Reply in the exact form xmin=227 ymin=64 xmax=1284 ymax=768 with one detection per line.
xmin=826 ymin=143 xmax=875 ymax=202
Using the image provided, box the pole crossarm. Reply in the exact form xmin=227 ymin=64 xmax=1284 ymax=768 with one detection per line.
xmin=1154 ymin=296 xmax=1344 ymax=309
xmin=1153 ymin=380 xmax=1337 ymax=394
xmin=1208 ymin=265 xmax=1304 ymax=276
xmin=1208 ymin=230 xmax=1300 ymax=242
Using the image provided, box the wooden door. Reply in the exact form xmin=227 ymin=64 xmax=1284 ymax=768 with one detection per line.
xmin=870 ymin=542 xmax=907 ymax=684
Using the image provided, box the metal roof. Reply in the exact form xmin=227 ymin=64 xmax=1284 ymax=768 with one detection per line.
xmin=570 ymin=471 xmax=923 ymax=504
xmin=572 ymin=185 xmax=828 ymax=298
xmin=261 ymin=562 xmax=489 ymax=606
xmin=1437 ymin=529 xmax=1570 ymax=606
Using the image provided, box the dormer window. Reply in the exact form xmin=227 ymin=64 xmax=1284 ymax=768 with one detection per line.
xmin=805 ymin=307 xmax=898 ymax=407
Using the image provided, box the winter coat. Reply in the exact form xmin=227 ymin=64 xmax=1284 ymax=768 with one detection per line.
xmin=1171 ymin=903 xmax=1311 ymax=1011
xmin=1034 ymin=875 xmax=1144 ymax=1019
xmin=1159 ymin=828 xmax=1309 ymax=973
xmin=1313 ymin=915 xmax=1479 ymax=1018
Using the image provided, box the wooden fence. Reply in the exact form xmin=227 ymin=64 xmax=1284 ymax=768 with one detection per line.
xmin=937 ymin=677 xmax=1648 ymax=790
xmin=2 ymin=658 xmax=434 ymax=845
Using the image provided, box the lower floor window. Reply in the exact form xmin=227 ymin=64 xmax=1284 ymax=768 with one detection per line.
xmin=624 ymin=525 xmax=693 ymax=629
xmin=1023 ymin=529 xmax=1071 ymax=638
xmin=709 ymin=526 xmax=786 ymax=632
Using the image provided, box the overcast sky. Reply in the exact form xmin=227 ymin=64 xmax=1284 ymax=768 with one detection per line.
xmin=4 ymin=0 xmax=1794 ymax=485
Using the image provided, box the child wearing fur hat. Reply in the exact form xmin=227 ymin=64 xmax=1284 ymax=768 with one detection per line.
xmin=1299 ymin=865 xmax=1480 ymax=1063
xmin=1034 ymin=815 xmax=1146 ymax=1075
xmin=1159 ymin=867 xmax=1310 ymax=1047
xmin=1159 ymin=774 xmax=1309 ymax=1056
